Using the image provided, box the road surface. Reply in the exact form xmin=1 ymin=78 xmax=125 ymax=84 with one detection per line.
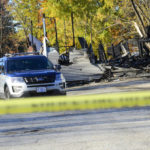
xmin=67 ymin=78 xmax=150 ymax=95
xmin=1 ymin=78 xmax=150 ymax=150
xmin=0 ymin=107 xmax=150 ymax=150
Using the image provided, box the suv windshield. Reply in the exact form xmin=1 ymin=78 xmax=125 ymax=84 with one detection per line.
xmin=7 ymin=56 xmax=54 ymax=73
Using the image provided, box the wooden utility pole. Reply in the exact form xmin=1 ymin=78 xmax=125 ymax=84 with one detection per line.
xmin=84 ymin=18 xmax=88 ymax=48
xmin=71 ymin=12 xmax=75 ymax=47
xmin=53 ymin=18 xmax=59 ymax=53
xmin=64 ymin=20 xmax=67 ymax=49
xmin=30 ymin=21 xmax=34 ymax=47
xmin=90 ymin=17 xmax=93 ymax=45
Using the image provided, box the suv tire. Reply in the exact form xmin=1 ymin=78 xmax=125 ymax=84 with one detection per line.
xmin=4 ymin=86 xmax=11 ymax=99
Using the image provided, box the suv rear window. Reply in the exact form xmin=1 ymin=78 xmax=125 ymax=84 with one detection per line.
xmin=7 ymin=56 xmax=54 ymax=73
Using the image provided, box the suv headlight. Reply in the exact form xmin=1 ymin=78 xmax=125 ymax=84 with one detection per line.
xmin=10 ymin=77 xmax=24 ymax=83
xmin=56 ymin=73 xmax=66 ymax=82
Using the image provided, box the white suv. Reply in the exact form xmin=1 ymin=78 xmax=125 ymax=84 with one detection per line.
xmin=0 ymin=53 xmax=66 ymax=99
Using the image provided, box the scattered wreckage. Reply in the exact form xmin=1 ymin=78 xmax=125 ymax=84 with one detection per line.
xmin=102 ymin=38 xmax=150 ymax=80
xmin=58 ymin=36 xmax=150 ymax=84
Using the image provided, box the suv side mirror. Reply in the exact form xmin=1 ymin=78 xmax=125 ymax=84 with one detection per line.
xmin=54 ymin=64 xmax=61 ymax=71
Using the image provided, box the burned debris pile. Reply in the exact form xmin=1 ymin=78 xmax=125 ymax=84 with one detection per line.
xmin=102 ymin=38 xmax=150 ymax=80
xmin=72 ymin=36 xmax=150 ymax=82
xmin=58 ymin=36 xmax=150 ymax=86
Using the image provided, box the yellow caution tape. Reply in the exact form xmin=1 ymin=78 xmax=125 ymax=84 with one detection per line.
xmin=0 ymin=91 xmax=150 ymax=115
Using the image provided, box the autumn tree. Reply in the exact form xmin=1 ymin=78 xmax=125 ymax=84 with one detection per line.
xmin=8 ymin=0 xmax=42 ymax=48
xmin=9 ymin=0 xmax=150 ymax=55
xmin=0 ymin=0 xmax=17 ymax=56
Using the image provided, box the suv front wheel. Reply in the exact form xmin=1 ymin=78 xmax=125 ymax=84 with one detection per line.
xmin=4 ymin=86 xmax=11 ymax=99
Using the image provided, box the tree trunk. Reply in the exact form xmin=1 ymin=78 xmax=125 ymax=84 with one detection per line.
xmin=0 ymin=0 xmax=3 ymax=56
xmin=130 ymin=0 xmax=147 ymax=37
xmin=135 ymin=2 xmax=150 ymax=23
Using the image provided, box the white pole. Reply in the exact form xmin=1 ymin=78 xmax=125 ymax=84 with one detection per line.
xmin=42 ymin=14 xmax=48 ymax=57
xmin=43 ymin=37 xmax=47 ymax=57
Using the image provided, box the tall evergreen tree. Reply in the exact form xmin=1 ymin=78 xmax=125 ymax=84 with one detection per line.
xmin=0 ymin=0 xmax=16 ymax=56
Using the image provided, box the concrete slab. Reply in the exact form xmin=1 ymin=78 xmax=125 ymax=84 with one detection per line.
xmin=60 ymin=50 xmax=105 ymax=83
